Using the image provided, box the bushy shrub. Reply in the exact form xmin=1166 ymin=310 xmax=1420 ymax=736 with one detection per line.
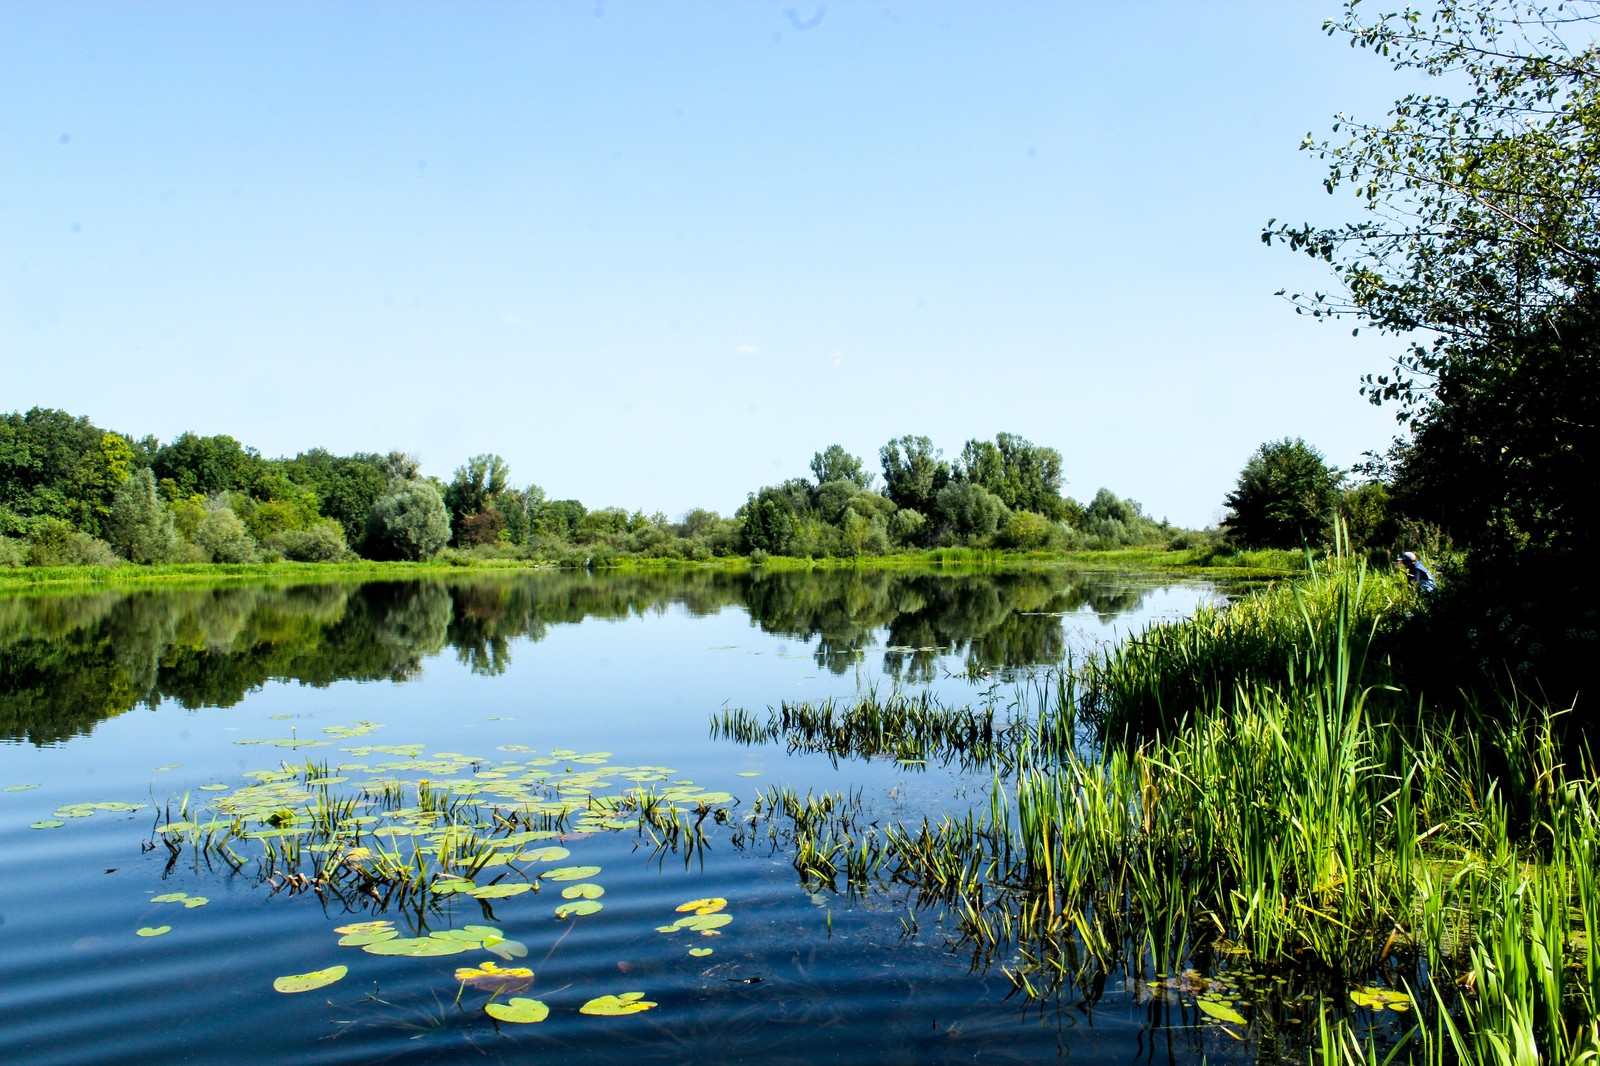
xmin=997 ymin=510 xmax=1054 ymax=550
xmin=889 ymin=508 xmax=926 ymax=546
xmin=272 ymin=520 xmax=347 ymax=562
xmin=0 ymin=537 xmax=26 ymax=567
xmin=194 ymin=499 xmax=257 ymax=563
xmin=364 ymin=479 xmax=450 ymax=561
xmin=26 ymin=517 xmax=123 ymax=567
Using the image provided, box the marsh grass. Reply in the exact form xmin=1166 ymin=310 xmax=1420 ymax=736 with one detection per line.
xmin=722 ymin=547 xmax=1600 ymax=1062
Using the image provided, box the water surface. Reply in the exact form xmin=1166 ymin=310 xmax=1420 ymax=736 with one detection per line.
xmin=0 ymin=566 xmax=1267 ymax=1065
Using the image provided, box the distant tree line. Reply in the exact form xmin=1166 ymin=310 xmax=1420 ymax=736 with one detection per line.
xmin=0 ymin=408 xmax=1188 ymax=568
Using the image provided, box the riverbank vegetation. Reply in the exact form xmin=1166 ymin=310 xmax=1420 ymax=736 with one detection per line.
xmin=718 ymin=554 xmax=1598 ymax=1063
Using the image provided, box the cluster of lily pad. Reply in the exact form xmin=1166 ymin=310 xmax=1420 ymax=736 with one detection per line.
xmin=270 ymin=917 xmax=668 ymax=1024
xmin=99 ymin=721 xmax=750 ymax=1029
xmin=30 ymin=799 xmax=143 ymax=831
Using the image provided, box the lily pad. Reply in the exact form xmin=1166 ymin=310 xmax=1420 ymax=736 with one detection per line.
xmin=29 ymin=820 xmax=64 ymax=829
xmin=521 ymin=846 xmax=571 ymax=863
xmin=182 ymin=896 xmax=209 ymax=908
xmin=338 ymin=925 xmax=399 ymax=947
xmin=273 ymin=965 xmax=347 ymax=993
xmin=1351 ymin=986 xmax=1413 ymax=1011
xmin=136 ymin=926 xmax=171 ymax=937
xmin=561 ymin=883 xmax=605 ymax=900
xmin=579 ymin=992 xmax=657 ymax=1016
xmin=363 ymin=937 xmax=469 ymax=957
xmin=151 ymin=892 xmax=189 ymax=903
xmin=676 ymin=897 xmax=727 ymax=915
xmin=485 ymin=997 xmax=549 ymax=1024
xmin=689 ymin=947 xmax=714 ymax=957
xmin=199 ymin=784 xmax=230 ymax=791
xmin=455 ymin=960 xmax=533 ymax=987
xmin=1198 ymin=999 xmax=1247 ymax=1025
xmin=555 ymin=900 xmax=603 ymax=919
xmin=3 ymin=784 xmax=41 ymax=792
xmin=468 ymin=883 xmax=533 ymax=899
xmin=541 ymin=865 xmax=602 ymax=882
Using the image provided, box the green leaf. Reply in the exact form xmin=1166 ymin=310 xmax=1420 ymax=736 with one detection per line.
xmin=579 ymin=992 xmax=657 ymax=1016
xmin=485 ymin=997 xmax=549 ymax=1024
xmin=555 ymin=900 xmax=603 ymax=919
xmin=363 ymin=936 xmax=469 ymax=957
xmin=273 ymin=965 xmax=347 ymax=993
xmin=1198 ymin=999 xmax=1247 ymax=1025
xmin=151 ymin=892 xmax=188 ymax=903
xmin=136 ymin=926 xmax=172 ymax=937
xmin=468 ymin=883 xmax=533 ymax=899
xmin=29 ymin=820 xmax=64 ymax=829
xmin=561 ymin=883 xmax=605 ymax=900
xmin=541 ymin=865 xmax=602 ymax=882
xmin=689 ymin=947 xmax=713 ymax=957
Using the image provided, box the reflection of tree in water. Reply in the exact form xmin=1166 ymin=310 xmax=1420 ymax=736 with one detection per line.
xmin=740 ymin=568 xmax=1157 ymax=681
xmin=0 ymin=566 xmax=1175 ymax=745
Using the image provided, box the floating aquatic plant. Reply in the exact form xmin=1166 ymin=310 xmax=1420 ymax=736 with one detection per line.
xmin=273 ymin=965 xmax=347 ymax=993
xmin=579 ymin=992 xmax=656 ymax=1016
xmin=484 ymin=997 xmax=548 ymax=1023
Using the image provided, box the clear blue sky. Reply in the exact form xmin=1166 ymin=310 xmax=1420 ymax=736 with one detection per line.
xmin=3 ymin=0 xmax=1419 ymax=527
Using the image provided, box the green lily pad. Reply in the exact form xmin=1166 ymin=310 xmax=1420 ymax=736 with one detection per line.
xmin=485 ymin=997 xmax=549 ymax=1024
xmin=555 ymin=900 xmax=603 ymax=919
xmin=273 ymin=965 xmax=347 ymax=993
xmin=561 ymin=883 xmax=605 ymax=900
xmin=735 ymin=772 xmax=761 ymax=777
xmin=580 ymin=992 xmax=656 ymax=1016
xmin=182 ymin=897 xmax=209 ymax=908
xmin=137 ymin=926 xmax=171 ymax=937
xmin=482 ymin=937 xmax=529 ymax=961
xmin=541 ymin=865 xmax=602 ymax=882
xmin=689 ymin=947 xmax=713 ymax=957
xmin=363 ymin=937 xmax=469 ymax=957
xmin=339 ymin=928 xmax=399 ymax=947
xmin=521 ymin=846 xmax=571 ymax=863
xmin=1198 ymin=999 xmax=1247 ymax=1025
xmin=199 ymin=784 xmax=230 ymax=791
xmin=1351 ymin=986 xmax=1413 ymax=1011
xmin=151 ymin=892 xmax=189 ymax=903
xmin=468 ymin=883 xmax=533 ymax=899
xmin=29 ymin=820 xmax=64 ymax=829
xmin=3 ymin=784 xmax=41 ymax=792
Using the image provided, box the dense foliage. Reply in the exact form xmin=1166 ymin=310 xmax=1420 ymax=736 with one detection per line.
xmin=0 ymin=410 xmax=1192 ymax=569
xmin=1222 ymin=437 xmax=1344 ymax=549
xmin=1268 ymin=0 xmax=1600 ymax=704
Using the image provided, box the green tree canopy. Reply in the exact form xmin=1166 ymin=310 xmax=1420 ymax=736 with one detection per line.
xmin=809 ymin=444 xmax=872 ymax=490
xmin=1223 ymin=438 xmax=1343 ymax=549
xmin=954 ymin=432 xmax=1065 ymax=519
xmin=879 ymin=435 xmax=950 ymax=515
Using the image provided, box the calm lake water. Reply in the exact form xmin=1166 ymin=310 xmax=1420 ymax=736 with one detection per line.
xmin=0 ymin=566 xmax=1258 ymax=1065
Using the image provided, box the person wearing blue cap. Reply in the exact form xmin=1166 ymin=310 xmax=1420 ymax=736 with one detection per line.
xmin=1398 ymin=551 xmax=1437 ymax=594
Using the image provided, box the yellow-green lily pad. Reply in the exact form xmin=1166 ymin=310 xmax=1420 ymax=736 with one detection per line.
xmin=1198 ymin=999 xmax=1247 ymax=1025
xmin=555 ymin=900 xmax=603 ymax=919
xmin=689 ymin=947 xmax=713 ymax=957
xmin=273 ymin=965 xmax=347 ymax=993
xmin=1351 ymin=986 xmax=1413 ymax=1011
xmin=136 ymin=926 xmax=171 ymax=937
xmin=485 ymin=997 xmax=549 ymax=1023
xmin=676 ymin=897 xmax=726 ymax=915
xmin=30 ymin=820 xmax=64 ymax=829
xmin=580 ymin=992 xmax=656 ymax=1016
xmin=541 ymin=865 xmax=601 ymax=882
xmin=468 ymin=883 xmax=533 ymax=899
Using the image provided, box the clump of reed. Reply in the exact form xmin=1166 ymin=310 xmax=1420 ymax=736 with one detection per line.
xmin=731 ymin=547 xmax=1599 ymax=1062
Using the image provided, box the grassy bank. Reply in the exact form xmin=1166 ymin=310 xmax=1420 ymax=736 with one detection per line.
xmin=0 ymin=543 xmax=1301 ymax=591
